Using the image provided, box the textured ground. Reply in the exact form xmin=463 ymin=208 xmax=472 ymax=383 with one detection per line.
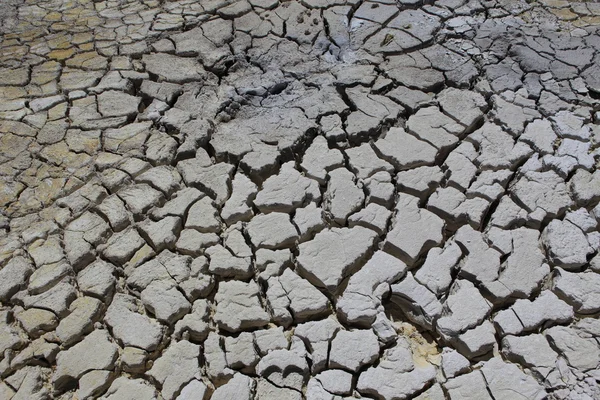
xmin=1 ymin=0 xmax=600 ymax=399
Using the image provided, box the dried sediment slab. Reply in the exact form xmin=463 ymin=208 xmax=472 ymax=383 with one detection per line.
xmin=1 ymin=0 xmax=600 ymax=398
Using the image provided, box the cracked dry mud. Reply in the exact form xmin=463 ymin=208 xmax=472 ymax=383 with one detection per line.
xmin=0 ymin=0 xmax=600 ymax=399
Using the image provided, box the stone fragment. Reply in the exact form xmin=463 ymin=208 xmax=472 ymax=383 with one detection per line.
xmin=178 ymin=118 xmax=211 ymax=158
xmin=444 ymin=370 xmax=492 ymax=400
xmin=185 ymin=197 xmax=220 ymax=232
xmin=23 ymin=281 xmax=77 ymax=318
xmin=255 ymin=378 xmax=301 ymax=400
xmin=152 ymin=187 xmax=204 ymax=220
xmin=3 ymin=366 xmax=50 ymax=400
xmin=363 ymin=171 xmax=394 ymax=207
xmin=136 ymin=165 xmax=181 ymax=195
xmin=0 ymin=309 xmax=27 ymax=359
xmin=175 ymin=230 xmax=219 ymax=256
xmin=406 ymin=106 xmax=462 ymax=151
xmin=293 ymin=203 xmax=325 ymax=242
xmin=468 ymin=122 xmax=532 ymax=170
xmin=213 ymin=106 xmax=314 ymax=162
xmin=254 ymin=327 xmax=288 ymax=357
xmin=204 ymin=332 xmax=233 ymax=383
xmin=314 ymin=369 xmax=353 ymax=396
xmin=438 ymin=87 xmax=487 ymax=130
xmin=502 ymin=334 xmax=558 ymax=369
xmin=64 ymin=212 xmax=111 ymax=269
xmin=121 ymin=347 xmax=148 ymax=373
xmin=27 ymin=236 xmax=64 ymax=268
xmin=97 ymin=91 xmax=140 ymax=118
xmin=141 ymin=280 xmax=190 ymax=325
xmin=454 ymin=225 xmax=501 ymax=283
xmin=103 ymin=122 xmax=151 ymax=156
xmin=27 ymin=261 xmax=70 ymax=297
xmin=452 ymin=320 xmax=497 ymax=358
xmin=570 ymin=169 xmax=600 ymax=207
xmin=127 ymin=250 xmax=191 ymax=290
xmin=77 ymin=370 xmax=114 ymax=400
xmin=511 ymin=171 xmax=572 ymax=223
xmin=491 ymin=94 xmax=540 ymax=136
xmin=483 ymin=228 xmax=550 ymax=304
xmin=520 ymin=118 xmax=556 ymax=155
xmin=139 ymin=216 xmax=182 ymax=251
xmin=320 ymin=113 xmax=345 ymax=142
xmin=223 ymin=222 xmax=253 ymax=258
xmin=546 ymin=325 xmax=600 ymax=372
xmin=444 ymin=151 xmax=477 ymax=192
